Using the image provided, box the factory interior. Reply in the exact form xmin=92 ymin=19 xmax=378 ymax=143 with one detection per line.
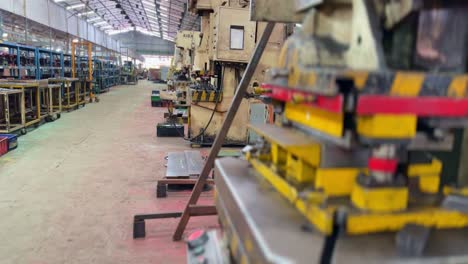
xmin=0 ymin=0 xmax=468 ymax=263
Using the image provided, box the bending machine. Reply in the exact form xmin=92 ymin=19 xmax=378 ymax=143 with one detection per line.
xmin=190 ymin=1 xmax=468 ymax=263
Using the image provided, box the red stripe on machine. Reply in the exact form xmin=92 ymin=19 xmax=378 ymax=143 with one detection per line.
xmin=262 ymin=83 xmax=343 ymax=113
xmin=368 ymin=158 xmax=398 ymax=173
xmin=357 ymin=96 xmax=468 ymax=117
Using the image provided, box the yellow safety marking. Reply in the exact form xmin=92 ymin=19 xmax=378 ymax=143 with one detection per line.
xmin=443 ymin=186 xmax=468 ymax=196
xmin=408 ymin=159 xmax=442 ymax=176
xmin=244 ymin=236 xmax=253 ymax=254
xmin=271 ymin=143 xmax=286 ymax=166
xmin=285 ymin=103 xmax=344 ymax=137
xmin=230 ymin=233 xmax=238 ymax=257
xmin=390 ymin=72 xmax=425 ymax=96
xmin=356 ymin=114 xmax=416 ymax=139
xmin=250 ymin=158 xmax=333 ymax=235
xmin=315 ymin=168 xmax=363 ymax=196
xmin=209 ymin=91 xmax=215 ymax=102
xmin=448 ymin=75 xmax=468 ymax=98
xmin=249 ymin=124 xmax=321 ymax=166
xmin=351 ymin=183 xmax=408 ymax=212
xmin=347 ymin=208 xmax=468 ymax=235
xmin=344 ymin=70 xmax=369 ymax=90
xmin=418 ymin=174 xmax=440 ymax=194
xmin=287 ymin=145 xmax=320 ymax=168
xmin=286 ymin=153 xmax=315 ymax=184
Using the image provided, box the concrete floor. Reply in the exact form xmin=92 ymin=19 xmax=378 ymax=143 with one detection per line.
xmin=0 ymin=81 xmax=217 ymax=264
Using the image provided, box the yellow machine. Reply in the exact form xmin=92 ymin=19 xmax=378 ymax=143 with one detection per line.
xmin=186 ymin=1 xmax=287 ymax=146
xmin=201 ymin=0 xmax=468 ymax=263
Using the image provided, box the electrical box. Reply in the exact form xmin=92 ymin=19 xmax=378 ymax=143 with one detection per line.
xmin=213 ymin=7 xmax=256 ymax=63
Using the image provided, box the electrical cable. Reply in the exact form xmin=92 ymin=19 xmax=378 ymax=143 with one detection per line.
xmin=166 ymin=66 xmax=224 ymax=141
xmin=191 ymin=102 xmax=227 ymax=113
xmin=189 ymin=65 xmax=225 ymax=142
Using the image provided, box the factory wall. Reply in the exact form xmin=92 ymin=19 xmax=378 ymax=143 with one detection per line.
xmin=0 ymin=0 xmax=121 ymax=52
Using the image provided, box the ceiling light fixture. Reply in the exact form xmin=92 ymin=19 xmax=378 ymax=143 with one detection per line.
xmin=78 ymin=11 xmax=95 ymax=17
xmin=66 ymin=3 xmax=85 ymax=10
xmin=94 ymin=21 xmax=108 ymax=26
xmin=87 ymin=17 xmax=101 ymax=22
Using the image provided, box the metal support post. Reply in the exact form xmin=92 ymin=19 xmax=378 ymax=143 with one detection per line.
xmin=132 ymin=22 xmax=276 ymax=241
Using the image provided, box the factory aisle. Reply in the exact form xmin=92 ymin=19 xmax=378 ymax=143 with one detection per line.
xmin=0 ymin=81 xmax=217 ymax=264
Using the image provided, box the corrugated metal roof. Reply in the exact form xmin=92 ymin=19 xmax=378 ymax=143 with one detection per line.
xmin=53 ymin=0 xmax=199 ymax=41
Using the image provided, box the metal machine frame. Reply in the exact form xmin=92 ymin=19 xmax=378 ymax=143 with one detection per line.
xmin=0 ymin=82 xmax=41 ymax=129
xmin=0 ymin=88 xmax=24 ymax=134
xmin=48 ymin=78 xmax=83 ymax=111
xmin=216 ymin=1 xmax=468 ymax=262
xmin=40 ymin=83 xmax=62 ymax=121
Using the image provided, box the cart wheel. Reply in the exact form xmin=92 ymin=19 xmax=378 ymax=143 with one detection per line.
xmin=156 ymin=184 xmax=167 ymax=198
xmin=46 ymin=115 xmax=57 ymax=122
xmin=20 ymin=128 xmax=27 ymax=135
xmin=57 ymin=113 xmax=61 ymax=119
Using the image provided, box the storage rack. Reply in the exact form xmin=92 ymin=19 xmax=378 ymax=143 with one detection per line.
xmin=92 ymin=56 xmax=121 ymax=93
xmin=63 ymin=54 xmax=72 ymax=78
xmin=0 ymin=41 xmax=38 ymax=80
xmin=37 ymin=48 xmax=63 ymax=79
xmin=0 ymin=41 xmax=120 ymax=84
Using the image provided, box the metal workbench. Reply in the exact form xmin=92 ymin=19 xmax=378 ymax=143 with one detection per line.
xmin=166 ymin=150 xmax=204 ymax=178
xmin=214 ymin=157 xmax=468 ymax=264
xmin=156 ymin=150 xmax=206 ymax=198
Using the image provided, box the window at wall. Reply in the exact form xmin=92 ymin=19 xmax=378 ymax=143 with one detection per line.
xmin=230 ymin=26 xmax=244 ymax=50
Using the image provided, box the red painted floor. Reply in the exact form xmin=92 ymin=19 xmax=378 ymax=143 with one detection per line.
xmin=0 ymin=81 xmax=217 ymax=264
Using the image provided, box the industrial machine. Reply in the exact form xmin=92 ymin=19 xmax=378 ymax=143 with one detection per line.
xmin=154 ymin=31 xmax=202 ymax=138
xmin=186 ymin=1 xmax=286 ymax=146
xmin=187 ymin=0 xmax=468 ymax=263
xmin=121 ymin=60 xmax=138 ymax=85
xmin=166 ymin=30 xmax=202 ymax=105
